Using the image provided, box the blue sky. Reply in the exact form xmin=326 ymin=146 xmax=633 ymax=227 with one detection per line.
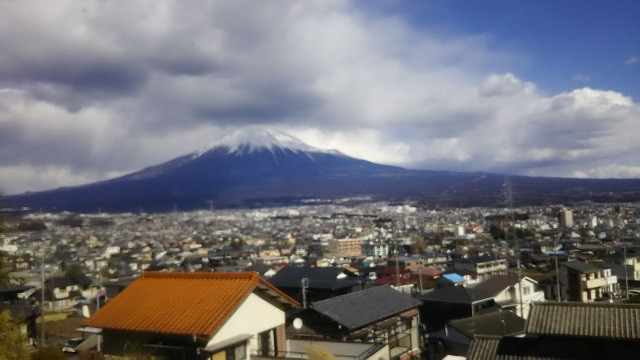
xmin=0 ymin=0 xmax=639 ymax=194
xmin=366 ymin=0 xmax=639 ymax=98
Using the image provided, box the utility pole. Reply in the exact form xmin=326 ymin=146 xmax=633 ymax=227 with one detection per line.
xmin=301 ymin=278 xmax=309 ymax=309
xmin=505 ymin=177 xmax=524 ymax=316
xmin=555 ymin=254 xmax=561 ymax=301
xmin=624 ymin=244 xmax=629 ymax=300
xmin=40 ymin=249 xmax=46 ymax=347
xmin=418 ymin=262 xmax=424 ymax=294
xmin=394 ymin=239 xmax=400 ymax=287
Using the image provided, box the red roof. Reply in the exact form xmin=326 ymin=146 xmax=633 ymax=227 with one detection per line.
xmin=83 ymin=271 xmax=298 ymax=336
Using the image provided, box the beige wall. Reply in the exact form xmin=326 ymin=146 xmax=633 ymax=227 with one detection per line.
xmin=206 ymin=292 xmax=286 ymax=355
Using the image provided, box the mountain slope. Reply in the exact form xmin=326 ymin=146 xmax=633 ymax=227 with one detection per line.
xmin=6 ymin=129 xmax=640 ymax=212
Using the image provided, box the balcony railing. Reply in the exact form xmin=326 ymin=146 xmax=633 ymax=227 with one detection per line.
xmin=583 ymin=276 xmax=617 ymax=289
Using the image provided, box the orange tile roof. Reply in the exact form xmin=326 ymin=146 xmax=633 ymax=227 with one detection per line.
xmin=83 ymin=271 xmax=299 ymax=336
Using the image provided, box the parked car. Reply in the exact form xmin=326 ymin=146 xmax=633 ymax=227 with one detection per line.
xmin=62 ymin=337 xmax=85 ymax=353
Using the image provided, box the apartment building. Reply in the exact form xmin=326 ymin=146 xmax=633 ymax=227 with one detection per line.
xmin=559 ymin=261 xmax=618 ymax=302
xmin=327 ymin=238 xmax=363 ymax=257
xmin=452 ymin=256 xmax=508 ymax=282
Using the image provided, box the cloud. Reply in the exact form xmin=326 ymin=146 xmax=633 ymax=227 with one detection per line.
xmin=625 ymin=55 xmax=638 ymax=65
xmin=0 ymin=0 xmax=638 ymax=195
xmin=571 ymin=73 xmax=592 ymax=82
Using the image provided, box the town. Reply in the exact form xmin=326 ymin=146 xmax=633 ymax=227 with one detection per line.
xmin=2 ymin=200 xmax=640 ymax=359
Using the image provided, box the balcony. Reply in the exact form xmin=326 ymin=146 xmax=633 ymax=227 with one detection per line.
xmin=583 ymin=275 xmax=617 ymax=289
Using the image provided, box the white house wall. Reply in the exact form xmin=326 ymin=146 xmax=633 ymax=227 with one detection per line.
xmin=206 ymin=292 xmax=285 ymax=351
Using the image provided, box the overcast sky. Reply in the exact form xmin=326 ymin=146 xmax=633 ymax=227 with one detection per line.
xmin=1 ymin=0 xmax=639 ymax=195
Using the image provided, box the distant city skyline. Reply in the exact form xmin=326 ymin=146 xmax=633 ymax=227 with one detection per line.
xmin=0 ymin=0 xmax=638 ymax=195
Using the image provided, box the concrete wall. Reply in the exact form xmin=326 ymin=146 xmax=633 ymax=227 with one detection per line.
xmin=206 ymin=292 xmax=285 ymax=354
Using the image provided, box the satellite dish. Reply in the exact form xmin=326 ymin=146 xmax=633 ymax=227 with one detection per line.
xmin=293 ymin=318 xmax=303 ymax=330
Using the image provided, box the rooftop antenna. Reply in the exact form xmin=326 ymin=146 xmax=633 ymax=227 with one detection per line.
xmin=505 ymin=177 xmax=524 ymax=317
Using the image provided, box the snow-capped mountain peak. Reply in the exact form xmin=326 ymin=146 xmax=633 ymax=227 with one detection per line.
xmin=193 ymin=128 xmax=336 ymax=157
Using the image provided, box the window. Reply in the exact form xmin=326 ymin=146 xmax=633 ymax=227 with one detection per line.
xmin=258 ymin=329 xmax=275 ymax=357
xmin=224 ymin=342 xmax=247 ymax=360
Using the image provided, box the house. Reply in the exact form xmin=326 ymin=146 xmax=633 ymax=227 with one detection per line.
xmin=428 ymin=311 xmax=525 ymax=359
xmin=558 ymin=261 xmax=618 ymax=302
xmin=82 ymin=271 xmax=299 ymax=359
xmin=244 ymin=263 xmax=279 ymax=278
xmin=361 ymin=241 xmax=389 ymax=257
xmin=420 ymin=252 xmax=450 ymax=268
xmin=288 ymin=285 xmax=422 ymax=360
xmin=472 ymin=275 xmax=544 ymax=319
xmin=33 ymin=272 xmax=94 ymax=309
xmin=603 ymin=250 xmax=640 ymax=283
xmin=327 ymin=238 xmax=363 ymax=257
xmin=267 ymin=266 xmax=364 ymax=303
xmin=452 ymin=256 xmax=508 ymax=283
xmin=416 ymin=286 xmax=497 ymax=333
xmin=466 ymin=302 xmax=640 ymax=359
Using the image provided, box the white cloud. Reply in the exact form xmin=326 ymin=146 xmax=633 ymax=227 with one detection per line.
xmin=572 ymin=73 xmax=592 ymax=82
xmin=625 ymin=55 xmax=638 ymax=65
xmin=0 ymin=0 xmax=638 ymax=195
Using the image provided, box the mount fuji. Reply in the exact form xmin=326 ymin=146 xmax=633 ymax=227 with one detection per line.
xmin=6 ymin=128 xmax=640 ymax=212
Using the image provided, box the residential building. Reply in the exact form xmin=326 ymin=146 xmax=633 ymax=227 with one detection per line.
xmin=430 ymin=311 xmax=525 ymax=359
xmin=267 ymin=266 xmax=364 ymax=303
xmin=83 ymin=272 xmax=299 ymax=359
xmin=558 ymin=261 xmax=618 ymax=302
xmin=391 ymin=256 xmax=425 ymax=272
xmin=472 ymin=274 xmax=545 ymax=319
xmin=33 ymin=273 xmax=94 ymax=309
xmin=467 ymin=302 xmax=640 ymax=359
xmin=361 ymin=241 xmax=389 ymax=257
xmin=452 ymin=256 xmax=508 ymax=282
xmin=288 ymin=285 xmax=422 ymax=360
xmin=416 ymin=286 xmax=497 ymax=332
xmin=603 ymin=251 xmax=640 ymax=282
xmin=420 ymin=252 xmax=450 ymax=268
xmin=327 ymin=238 xmax=363 ymax=257
xmin=558 ymin=208 xmax=574 ymax=228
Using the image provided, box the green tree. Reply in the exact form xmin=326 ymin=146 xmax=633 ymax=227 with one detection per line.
xmin=64 ymin=262 xmax=84 ymax=278
xmin=410 ymin=235 xmax=428 ymax=254
xmin=0 ymin=309 xmax=30 ymax=360
xmin=489 ymin=225 xmax=506 ymax=240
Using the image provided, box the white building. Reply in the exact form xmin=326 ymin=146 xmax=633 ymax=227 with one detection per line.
xmin=361 ymin=241 xmax=389 ymax=257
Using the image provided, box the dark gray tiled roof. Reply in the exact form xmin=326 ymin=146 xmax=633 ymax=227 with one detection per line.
xmin=472 ymin=275 xmax=520 ymax=297
xmin=417 ymin=286 xmax=493 ymax=304
xmin=268 ymin=266 xmax=362 ymax=290
xmin=560 ymin=261 xmax=601 ymax=273
xmin=526 ymin=302 xmax=640 ymax=340
xmin=467 ymin=334 xmax=640 ymax=359
xmin=449 ymin=311 xmax=525 ymax=339
xmin=466 ymin=335 xmax=572 ymax=360
xmin=310 ymin=285 xmax=421 ymax=330
xmin=466 ymin=336 xmax=501 ymax=360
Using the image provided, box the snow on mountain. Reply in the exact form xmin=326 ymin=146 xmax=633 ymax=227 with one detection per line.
xmin=193 ymin=128 xmax=338 ymax=158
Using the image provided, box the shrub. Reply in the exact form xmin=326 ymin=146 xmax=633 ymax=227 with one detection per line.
xmin=30 ymin=346 xmax=67 ymax=360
